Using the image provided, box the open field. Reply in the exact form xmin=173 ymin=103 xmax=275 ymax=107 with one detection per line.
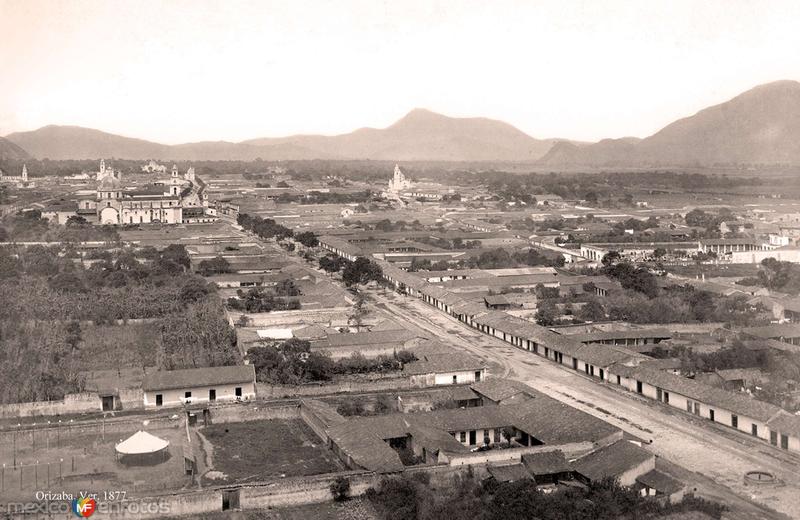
xmin=201 ymin=419 xmax=344 ymax=484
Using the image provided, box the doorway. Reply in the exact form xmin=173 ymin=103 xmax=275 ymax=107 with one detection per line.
xmin=222 ymin=489 xmax=240 ymax=511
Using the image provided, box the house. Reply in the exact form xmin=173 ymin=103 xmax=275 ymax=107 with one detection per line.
xmin=634 ymin=469 xmax=686 ymax=501
xmin=573 ymin=440 xmax=655 ymax=486
xmin=142 ymin=365 xmax=256 ymax=408
xmin=403 ymin=353 xmax=487 ymax=386
xmin=521 ymin=449 xmax=573 ymax=485
xmin=326 ymin=396 xmax=622 ymax=472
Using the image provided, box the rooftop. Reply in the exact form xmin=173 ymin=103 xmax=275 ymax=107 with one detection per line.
xmin=573 ymin=441 xmax=654 ymax=482
xmin=142 ymin=365 xmax=255 ymax=392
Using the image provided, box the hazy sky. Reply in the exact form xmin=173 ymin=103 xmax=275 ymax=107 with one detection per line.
xmin=1 ymin=0 xmax=799 ymax=144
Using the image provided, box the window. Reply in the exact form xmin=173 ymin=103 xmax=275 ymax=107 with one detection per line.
xmin=155 ymin=394 xmax=163 ymax=407
xmin=474 ymin=371 xmax=482 ymax=382
xmin=616 ymin=375 xmax=621 ymax=385
xmin=752 ymin=424 xmax=758 ymax=437
xmin=770 ymin=431 xmax=778 ymax=445
xmin=686 ymin=400 xmax=693 ymax=412
xmin=781 ymin=434 xmax=789 ymax=450
xmin=459 ymin=432 xmax=466 ymax=443
xmin=209 ymin=389 xmax=216 ymax=401
xmin=732 ymin=415 xmax=738 ymax=428
xmin=709 ymin=409 xmax=715 ymax=422
xmin=452 ymin=375 xmax=458 ymax=385
xmin=235 ymin=387 xmax=242 ymax=397
xmin=663 ymin=391 xmax=670 ymax=404
xmin=185 ymin=391 xmax=192 ymax=400
xmin=599 ymin=369 xmax=605 ymax=380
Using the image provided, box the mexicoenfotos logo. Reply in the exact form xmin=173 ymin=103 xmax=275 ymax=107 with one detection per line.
xmin=71 ymin=497 xmax=97 ymax=517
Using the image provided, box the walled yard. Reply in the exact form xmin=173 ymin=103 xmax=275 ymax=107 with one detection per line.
xmin=0 ymin=418 xmax=196 ymax=502
xmin=164 ymin=498 xmax=380 ymax=520
xmin=200 ymin=419 xmax=345 ymax=484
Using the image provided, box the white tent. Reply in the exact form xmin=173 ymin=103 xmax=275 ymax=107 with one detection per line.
xmin=115 ymin=430 xmax=170 ymax=456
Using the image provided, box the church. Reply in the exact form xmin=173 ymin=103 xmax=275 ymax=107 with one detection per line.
xmin=70 ymin=160 xmax=213 ymax=225
xmin=0 ymin=164 xmax=29 ymax=186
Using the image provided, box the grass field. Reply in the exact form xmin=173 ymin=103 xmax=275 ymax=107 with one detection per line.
xmin=200 ymin=419 xmax=344 ymax=484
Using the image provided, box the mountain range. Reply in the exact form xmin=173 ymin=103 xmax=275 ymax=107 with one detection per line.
xmin=5 ymin=80 xmax=800 ymax=166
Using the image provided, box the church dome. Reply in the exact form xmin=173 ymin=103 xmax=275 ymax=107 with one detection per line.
xmin=98 ymin=176 xmax=122 ymax=190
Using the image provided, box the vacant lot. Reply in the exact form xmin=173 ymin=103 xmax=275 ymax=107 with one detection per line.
xmin=201 ymin=419 xmax=344 ymax=484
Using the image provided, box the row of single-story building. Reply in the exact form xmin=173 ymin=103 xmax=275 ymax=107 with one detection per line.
xmin=372 ymin=257 xmax=800 ymax=454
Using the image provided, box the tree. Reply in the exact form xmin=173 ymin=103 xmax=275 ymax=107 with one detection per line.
xmin=601 ymin=251 xmax=621 ymax=267
xmin=535 ymin=301 xmax=558 ymax=326
xmin=348 ymin=291 xmax=368 ymax=331
xmin=342 ymin=257 xmax=383 ymax=287
xmin=65 ymin=320 xmax=82 ymax=352
xmin=179 ymin=277 xmax=211 ymax=306
xmin=577 ymin=298 xmax=606 ymax=322
xmin=295 ymin=231 xmax=319 ymax=248
xmin=160 ymin=244 xmax=191 ymax=270
xmin=305 ymin=351 xmax=334 ymax=380
xmin=158 ymin=299 xmax=239 ymax=370
xmin=65 ymin=215 xmax=89 ymax=227
xmin=49 ymin=271 xmax=87 ymax=293
xmin=197 ymin=256 xmax=232 ymax=276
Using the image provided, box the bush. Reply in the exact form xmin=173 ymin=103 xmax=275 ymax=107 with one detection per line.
xmin=330 ymin=476 xmax=351 ymax=502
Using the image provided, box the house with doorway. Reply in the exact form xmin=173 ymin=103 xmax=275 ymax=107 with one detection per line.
xmin=142 ymin=365 xmax=256 ymax=408
xmin=403 ymin=352 xmax=487 ymax=386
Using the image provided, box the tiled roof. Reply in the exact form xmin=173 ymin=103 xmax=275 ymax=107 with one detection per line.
xmin=573 ymin=441 xmax=654 ymax=482
xmin=521 ymin=449 xmax=571 ymax=475
xmin=142 ymin=365 xmax=255 ymax=392
xmin=618 ymin=366 xmax=781 ymax=422
xmin=470 ymin=379 xmax=533 ymax=403
xmin=514 ymin=397 xmax=620 ymax=445
xmin=313 ymin=329 xmax=418 ymax=348
xmin=767 ymin=411 xmax=800 ymax=437
xmin=635 ymin=469 xmax=684 ymax=495
xmin=566 ymin=328 xmax=672 ymax=343
xmin=487 ymin=463 xmax=532 ymax=482
xmin=402 ymin=353 xmax=485 ymax=376
xmin=741 ymin=324 xmax=800 ymax=339
xmin=574 ymin=344 xmax=646 ymax=368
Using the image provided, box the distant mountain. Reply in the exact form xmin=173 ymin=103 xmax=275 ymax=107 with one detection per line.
xmin=244 ymin=108 xmax=559 ymax=162
xmin=0 ymin=136 xmax=31 ymax=161
xmin=5 ymin=109 xmax=560 ymax=162
xmin=539 ymin=80 xmax=800 ymax=167
xmin=6 ymin=126 xmax=169 ymax=161
xmin=9 ymin=81 xmax=800 ymax=165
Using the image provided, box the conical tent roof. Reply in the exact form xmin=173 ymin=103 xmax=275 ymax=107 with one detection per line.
xmin=115 ymin=430 xmax=170 ymax=455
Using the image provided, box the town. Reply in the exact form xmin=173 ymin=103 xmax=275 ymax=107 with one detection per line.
xmin=3 ymin=2 xmax=800 ymax=519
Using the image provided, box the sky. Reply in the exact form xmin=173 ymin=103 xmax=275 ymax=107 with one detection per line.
xmin=1 ymin=0 xmax=799 ymax=144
